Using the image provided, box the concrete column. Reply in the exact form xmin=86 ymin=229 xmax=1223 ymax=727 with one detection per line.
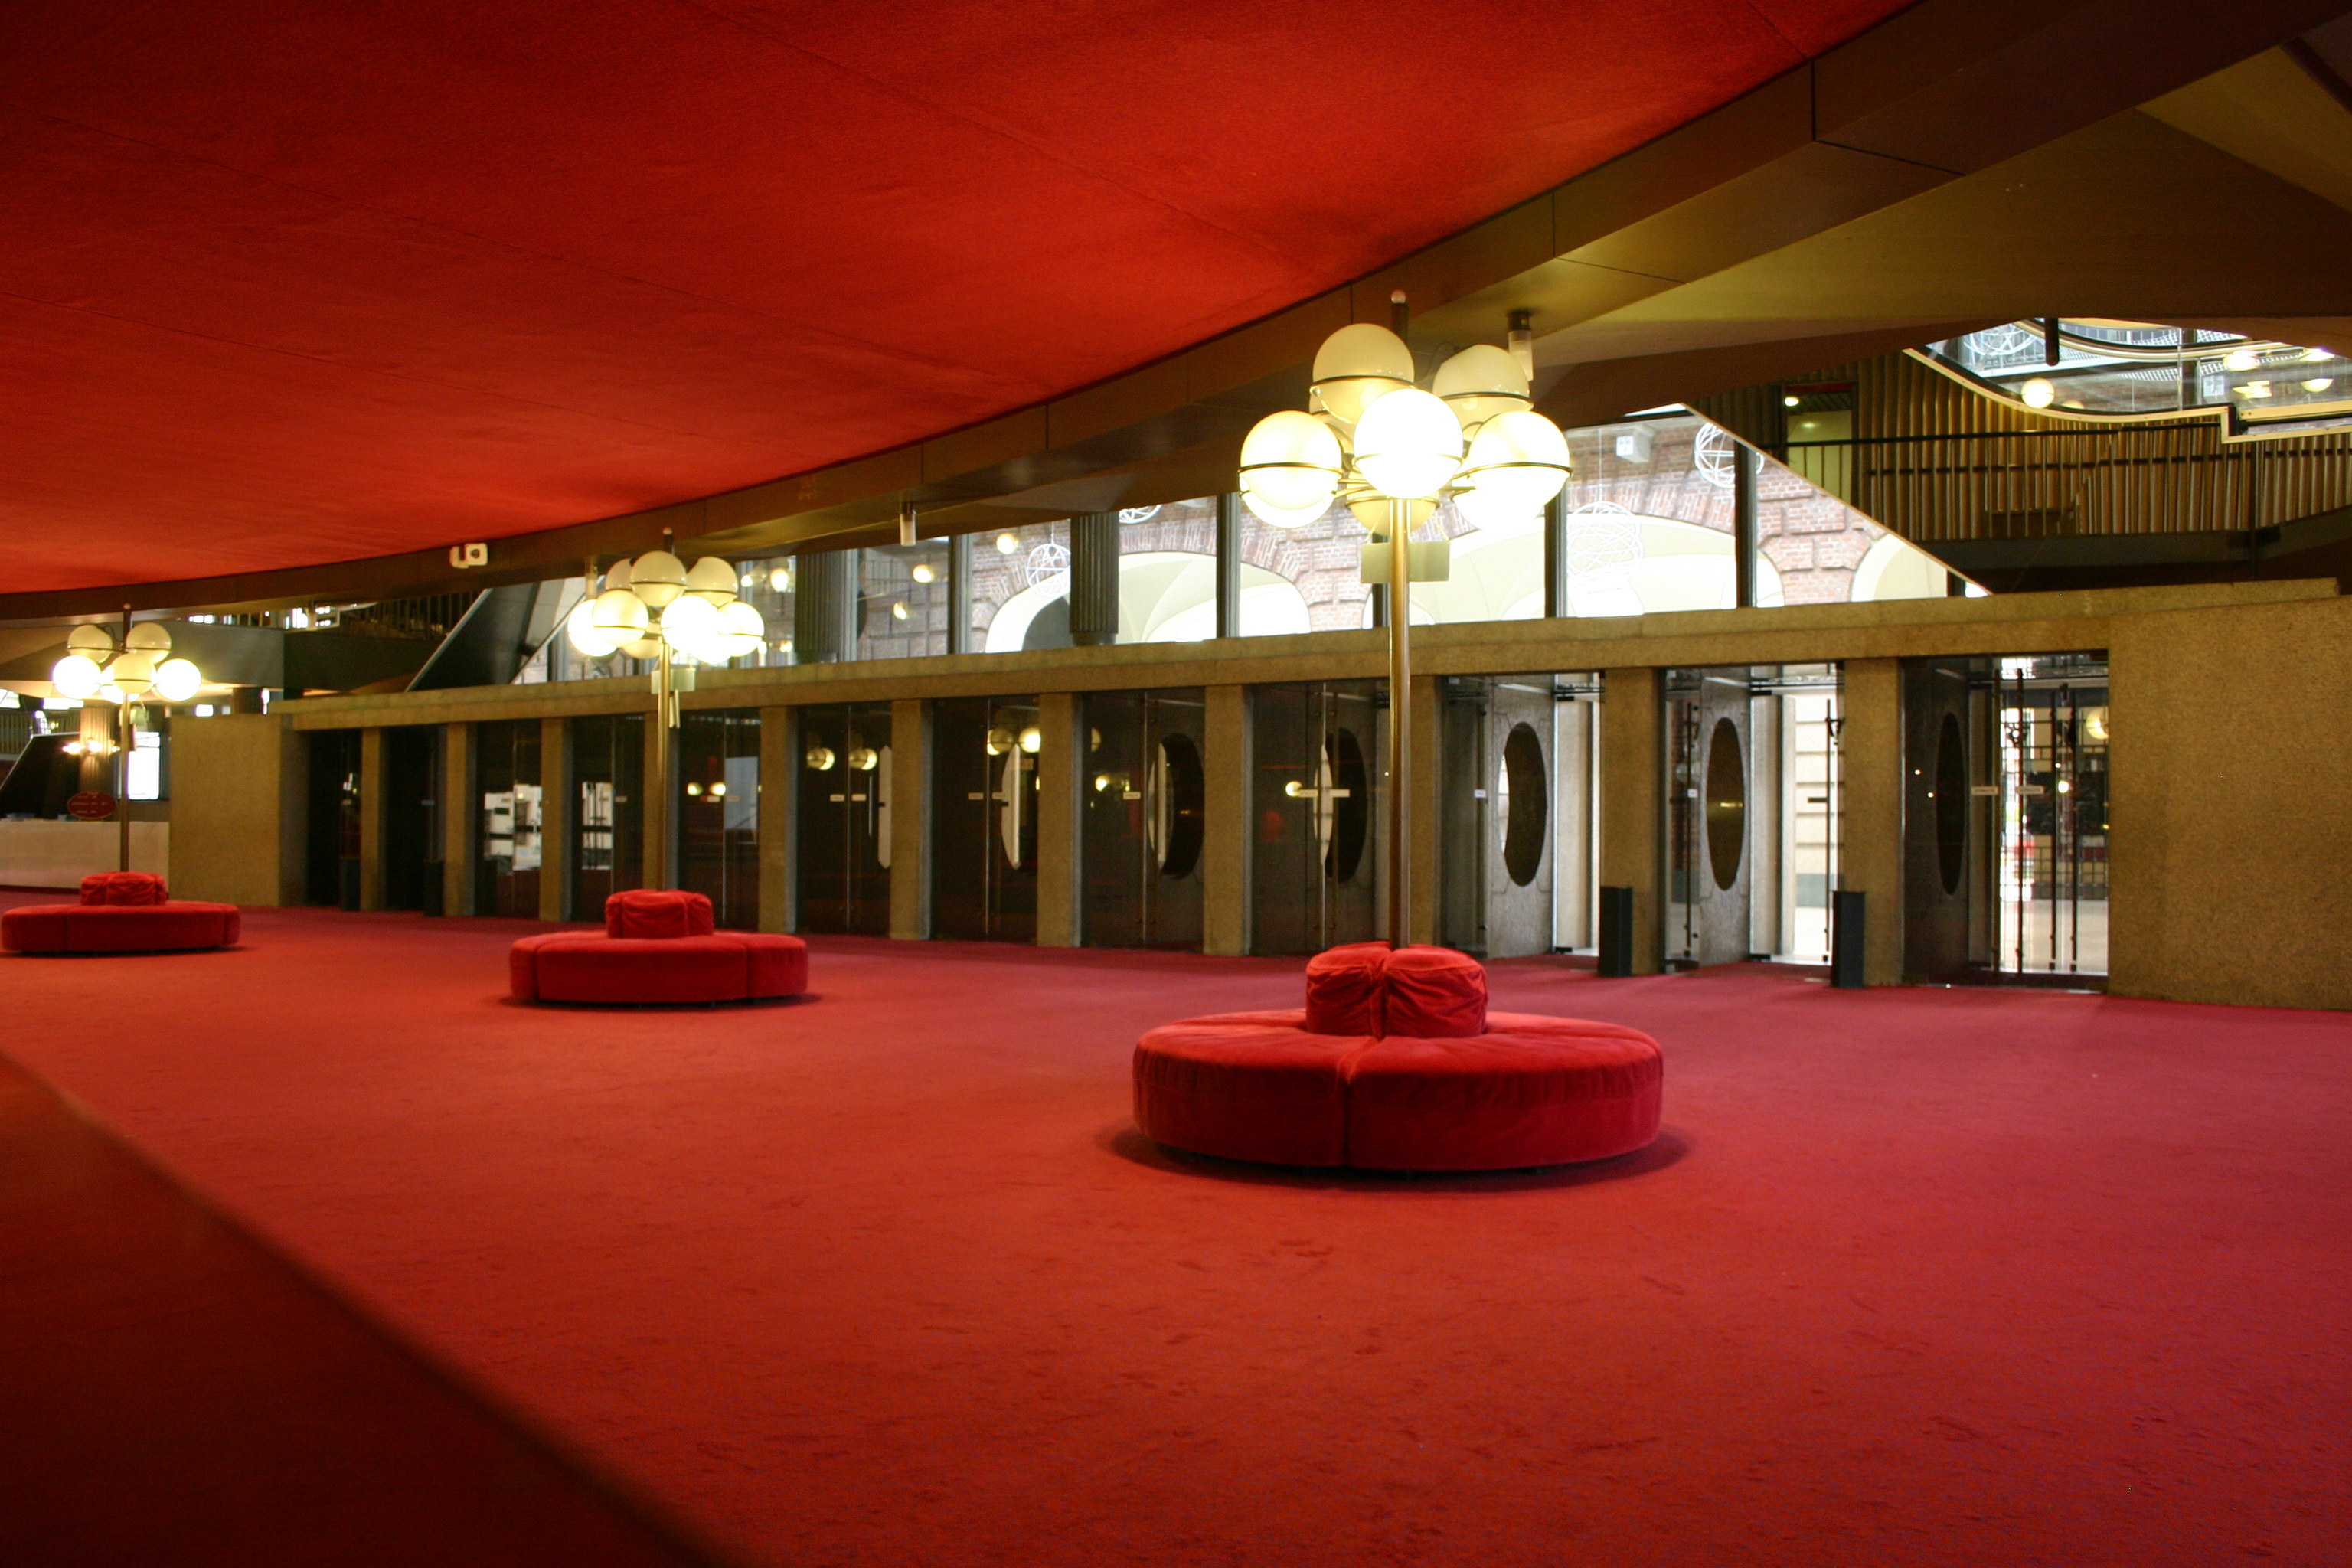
xmin=1214 ymin=495 xmax=1242 ymax=637
xmin=1409 ymin=674 xmax=1442 ymax=946
xmin=537 ymin=717 xmax=569 ymax=922
xmin=1838 ymin=657 xmax=1905 ymax=985
xmin=358 ymin=727 xmax=388 ymax=911
xmin=1599 ymin=667 xmax=1664 ymax=975
xmin=440 ymin=721 xmax=472 ymax=918
xmin=795 ymin=549 xmax=858 ymax=664
xmin=640 ymin=705 xmax=668 ymax=893
xmin=758 ymin=704 xmax=793 ymax=933
xmin=888 ymin=699 xmax=930 ymax=939
xmin=1202 ymin=684 xmax=1250 ymax=956
xmin=946 ymin=535 xmax=973 ymax=656
xmin=1068 ymin=514 xmax=1119 ymax=647
xmin=1034 ymin=690 xmax=1083 ymax=946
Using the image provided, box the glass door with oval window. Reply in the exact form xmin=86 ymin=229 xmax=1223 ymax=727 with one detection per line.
xmin=930 ymin=695 xmax=1040 ymax=942
xmin=1438 ymin=675 xmax=1563 ymax=958
xmin=1080 ymin=688 xmax=1206 ymax=949
xmin=1250 ymin=680 xmax=1381 ymax=956
xmin=797 ymin=703 xmax=893 ymax=936
xmin=1667 ymin=668 xmax=1753 ymax=968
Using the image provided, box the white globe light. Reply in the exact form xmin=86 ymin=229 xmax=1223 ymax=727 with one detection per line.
xmin=1459 ymin=409 xmax=1572 ymax=514
xmin=603 ymin=557 xmax=634 ymax=592
xmin=1239 ymin=410 xmax=1343 ymax=514
xmin=1241 ymin=490 xmax=1334 ymax=529
xmin=106 ymin=651 xmax=157 ymax=697
xmin=51 ymin=654 xmax=103 ymax=700
xmin=67 ymin=626 xmax=113 ymax=658
xmin=683 ymin=556 xmax=738 ymax=606
xmin=1311 ymin=323 xmax=1415 ymax=426
xmin=591 ymin=587 xmax=650 ymax=642
xmin=1454 ymin=485 xmax=1544 ymax=531
xmin=1344 ymin=492 xmax=1436 ymax=535
xmin=620 ymin=635 xmax=664 ymax=661
xmin=627 ymin=550 xmax=688 ymax=608
xmin=2020 ymin=377 xmax=2056 ymax=409
xmin=715 ymin=599 xmax=765 ymax=659
xmin=124 ymin=622 xmax=174 ymax=653
xmin=566 ymin=596 xmax=618 ymax=657
xmin=1432 ymin=344 xmax=1531 ymax=434
xmin=658 ymin=592 xmax=724 ymax=662
xmin=154 ymin=658 xmax=203 ymax=703
xmin=1352 ymin=387 xmax=1462 ymax=499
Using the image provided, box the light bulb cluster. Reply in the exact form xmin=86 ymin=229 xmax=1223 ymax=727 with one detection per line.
xmin=1236 ymin=323 xmax=1571 ymax=532
xmin=565 ymin=550 xmax=766 ymax=665
xmin=51 ymin=623 xmax=203 ymax=704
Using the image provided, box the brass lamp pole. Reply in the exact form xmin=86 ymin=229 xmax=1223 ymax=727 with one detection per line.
xmin=1234 ymin=301 xmax=1570 ymax=949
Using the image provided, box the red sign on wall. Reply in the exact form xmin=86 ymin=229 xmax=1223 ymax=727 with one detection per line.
xmin=67 ymin=791 xmax=118 ymax=821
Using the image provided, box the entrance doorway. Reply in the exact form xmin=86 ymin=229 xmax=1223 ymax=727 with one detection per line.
xmin=304 ymin=729 xmax=361 ymax=908
xmin=931 ymin=696 xmax=1040 ymax=942
xmin=797 ymin=703 xmax=893 ymax=936
xmin=677 ymin=710 xmax=760 ymax=930
xmin=1438 ymin=675 xmax=1585 ymax=958
xmin=1250 ymin=681 xmax=1382 ymax=956
xmin=1080 ymin=688 xmax=1206 ymax=949
xmin=1666 ymin=665 xmax=1842 ymax=967
xmin=1903 ymin=654 xmax=2107 ymax=982
xmin=570 ymin=714 xmax=643 ymax=919
xmin=472 ymin=720 xmax=542 ymax=918
xmin=382 ymin=726 xmax=439 ymax=913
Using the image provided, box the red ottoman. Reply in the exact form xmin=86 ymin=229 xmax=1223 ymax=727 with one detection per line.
xmin=508 ymin=891 xmax=809 ymax=1004
xmin=1132 ymin=1010 xmax=1377 ymax=1167
xmin=1133 ymin=944 xmax=1663 ymax=1172
xmin=1 ymin=874 xmax=240 ymax=955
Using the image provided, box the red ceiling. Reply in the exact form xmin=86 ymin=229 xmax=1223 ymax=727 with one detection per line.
xmin=0 ymin=0 xmax=1909 ymax=594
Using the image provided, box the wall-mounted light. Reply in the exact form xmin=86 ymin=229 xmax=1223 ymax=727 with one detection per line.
xmin=995 ymin=533 xmax=1020 ymax=554
xmin=2020 ymin=378 xmax=2056 ymax=409
xmin=910 ymin=562 xmax=936 ymax=583
xmin=2223 ymin=348 xmax=2261 ymax=372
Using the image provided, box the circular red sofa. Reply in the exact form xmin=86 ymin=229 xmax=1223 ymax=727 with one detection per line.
xmin=1134 ymin=942 xmax=1661 ymax=1171
xmin=510 ymin=890 xmax=808 ymax=1005
xmin=2 ymin=873 xmax=240 ymax=955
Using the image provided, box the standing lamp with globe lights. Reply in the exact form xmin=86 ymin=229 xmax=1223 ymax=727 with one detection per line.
xmin=50 ymin=616 xmax=204 ymax=872
xmin=1234 ymin=301 xmax=1572 ymax=946
xmin=559 ymin=539 xmax=766 ymax=888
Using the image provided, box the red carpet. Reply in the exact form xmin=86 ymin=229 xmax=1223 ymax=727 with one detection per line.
xmin=5 ymin=898 xmax=2348 ymax=1565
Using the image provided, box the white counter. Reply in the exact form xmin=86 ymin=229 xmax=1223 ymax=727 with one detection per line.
xmin=0 ymin=820 xmax=169 ymax=890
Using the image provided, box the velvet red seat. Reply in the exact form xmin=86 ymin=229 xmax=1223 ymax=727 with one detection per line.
xmin=1 ymin=874 xmax=240 ymax=955
xmin=509 ymin=890 xmax=808 ymax=1004
xmin=1134 ymin=943 xmax=1662 ymax=1172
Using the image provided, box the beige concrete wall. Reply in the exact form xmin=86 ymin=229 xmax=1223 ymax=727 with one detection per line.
xmin=170 ymin=714 xmax=305 ymax=906
xmin=358 ymin=726 xmax=387 ymax=911
xmin=1034 ymin=691 xmax=1083 ymax=947
xmin=1599 ymin=667 xmax=1664 ymax=974
xmin=1202 ymin=684 xmax=1249 ymax=956
xmin=537 ymin=717 xmax=570 ymax=923
xmin=757 ymin=704 xmax=793 ymax=933
xmin=2110 ymin=594 xmax=2352 ymax=1010
xmin=1838 ymin=658 xmax=1905 ymax=985
xmin=440 ymin=721 xmax=471 ymax=916
xmin=888 ymin=699 xmax=929 ymax=941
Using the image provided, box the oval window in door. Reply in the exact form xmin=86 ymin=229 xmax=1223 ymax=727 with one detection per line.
xmin=1153 ymin=733 xmax=1205 ymax=880
xmin=1328 ymin=728 xmax=1370 ymax=884
xmin=1935 ymin=710 xmax=1967 ymax=895
xmin=1704 ymin=716 xmax=1746 ymax=891
xmin=1500 ymin=722 xmax=1547 ymax=887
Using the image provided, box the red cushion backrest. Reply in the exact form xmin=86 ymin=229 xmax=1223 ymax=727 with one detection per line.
xmin=1303 ymin=941 xmax=1390 ymax=1035
xmin=80 ymin=871 xmax=169 ymax=906
xmin=1380 ymin=945 xmax=1488 ymax=1037
xmin=604 ymin=889 xmax=715 ymax=939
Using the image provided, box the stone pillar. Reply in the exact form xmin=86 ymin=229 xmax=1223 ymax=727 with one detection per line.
xmin=1599 ymin=667 xmax=1664 ymax=975
xmin=358 ymin=727 xmax=388 ymax=911
xmin=758 ymin=704 xmax=794 ymax=933
xmin=1408 ymin=673 xmax=1441 ymax=946
xmin=1068 ymin=513 xmax=1119 ymax=647
xmin=1034 ymin=691 xmax=1084 ymax=945
xmin=795 ymin=548 xmax=858 ymax=665
xmin=1838 ymin=658 xmax=1905 ymax=985
xmin=1215 ymin=494 xmax=1243 ymax=637
xmin=537 ymin=716 xmax=569 ymax=922
xmin=1203 ymin=684 xmax=1250 ymax=956
xmin=888 ymin=699 xmax=930 ymax=939
xmin=946 ymin=534 xmax=973 ymax=656
xmin=440 ymin=721 xmax=472 ymax=919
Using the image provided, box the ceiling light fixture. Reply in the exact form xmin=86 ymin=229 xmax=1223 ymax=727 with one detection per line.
xmin=2020 ymin=378 xmax=2056 ymax=409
